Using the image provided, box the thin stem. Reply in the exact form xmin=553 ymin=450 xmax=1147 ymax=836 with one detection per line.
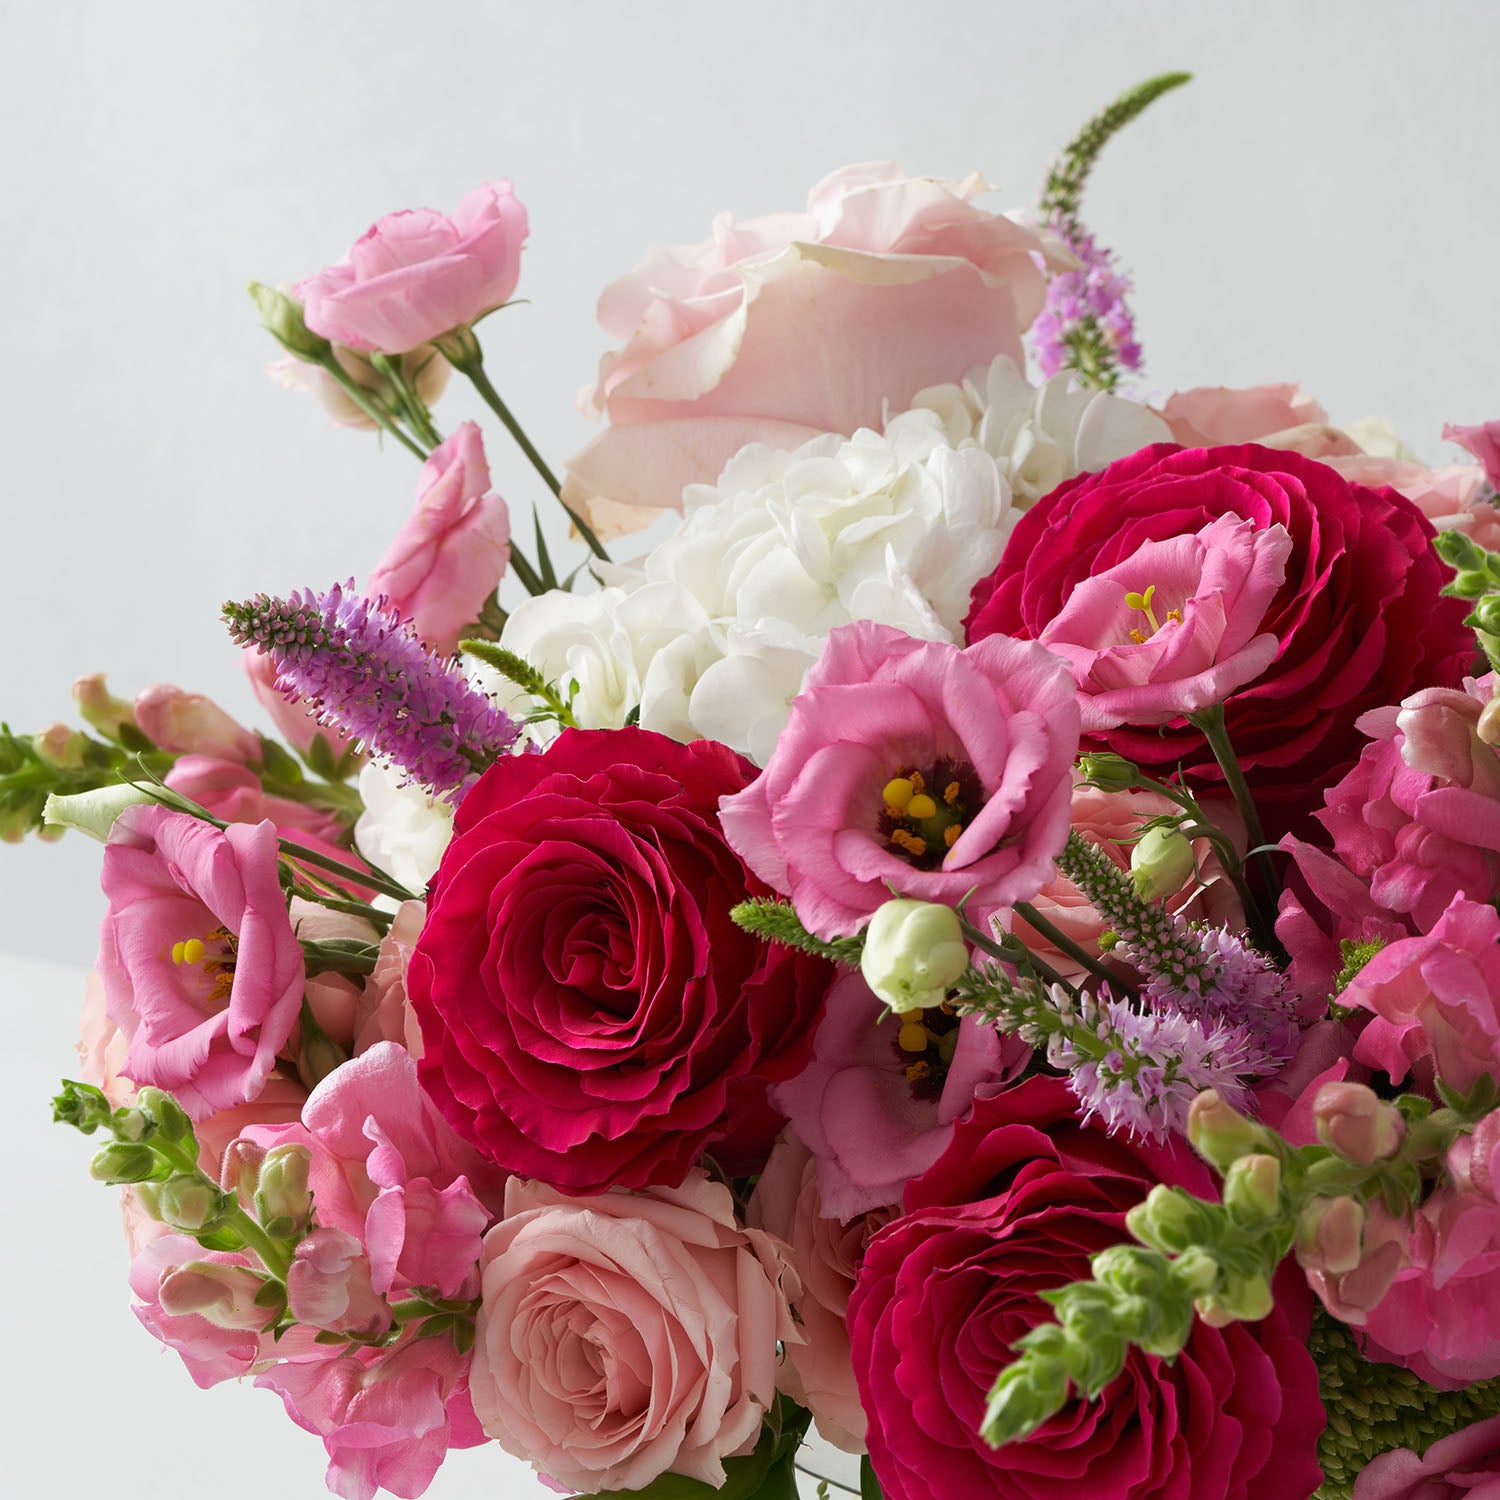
xmin=1187 ymin=705 xmax=1279 ymax=904
xmin=961 ymin=915 xmax=1077 ymax=998
xmin=315 ymin=355 xmax=429 ymax=460
xmin=1012 ymin=900 xmax=1138 ymax=1000
xmin=156 ymin=1136 xmax=292 ymax=1280
xmin=277 ymin=836 xmax=418 ymax=903
xmin=371 ymin=353 xmax=445 ymax=449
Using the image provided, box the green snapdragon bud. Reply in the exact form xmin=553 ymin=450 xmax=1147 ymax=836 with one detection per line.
xmin=1076 ymin=752 xmax=1142 ymax=792
xmin=1186 ymin=1090 xmax=1276 ymax=1172
xmin=52 ymin=1079 xmax=115 ymax=1134
xmin=1222 ymin=1153 xmax=1282 ymax=1223
xmin=157 ymin=1174 xmax=236 ymax=1235
xmin=255 ymin=1144 xmax=313 ymax=1238
xmin=89 ymin=1142 xmax=163 ymax=1184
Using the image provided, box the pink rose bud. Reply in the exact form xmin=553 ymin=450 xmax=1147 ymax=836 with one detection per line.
xmin=1295 ymin=1195 xmax=1365 ymax=1276
xmin=157 ymin=1261 xmax=272 ymax=1330
xmin=1313 ymin=1081 xmax=1405 ymax=1165
xmin=134 ymin=684 xmax=262 ymax=764
xmin=72 ymin=673 xmax=138 ymax=741
xmin=32 ymin=723 xmax=86 ymax=769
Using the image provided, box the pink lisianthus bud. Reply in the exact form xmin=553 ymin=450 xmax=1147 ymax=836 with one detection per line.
xmin=158 ymin=1260 xmax=273 ymax=1330
xmin=72 ymin=674 xmax=138 ymax=741
xmin=1296 ymin=1195 xmax=1366 ymax=1276
xmin=1314 ymin=1082 xmax=1406 ymax=1165
xmin=133 ymin=685 xmax=261 ymax=764
xmin=287 ymin=1228 xmax=392 ymax=1337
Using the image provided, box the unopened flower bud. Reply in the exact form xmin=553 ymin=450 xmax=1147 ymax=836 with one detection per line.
xmin=1196 ymin=1272 xmax=1274 ymax=1327
xmin=157 ymin=1173 xmax=234 ymax=1234
xmin=1076 ymin=752 xmax=1141 ymax=792
xmin=860 ymin=899 xmax=969 ymax=1012
xmin=1314 ymin=1081 xmax=1405 ymax=1165
xmin=89 ymin=1142 xmax=160 ymax=1184
xmin=1295 ymin=1195 xmax=1365 ymax=1276
xmin=221 ymin=1140 xmax=267 ymax=1206
xmin=1187 ymin=1090 xmax=1274 ymax=1172
xmin=1169 ymin=1246 xmax=1220 ymax=1298
xmin=1223 ymin=1154 xmax=1282 ymax=1222
xmin=297 ymin=1022 xmax=348 ymax=1091
xmin=133 ymin=1087 xmax=193 ymax=1145
xmin=1129 ymin=825 xmax=1196 ymax=902
xmin=42 ymin=783 xmax=157 ymax=842
xmin=1473 ymin=595 xmax=1500 ymax=635
xmin=1125 ymin=1183 xmax=1216 ymax=1254
xmin=158 ymin=1261 xmax=272 ymax=1331
xmin=52 ymin=1079 xmax=114 ymax=1134
xmin=71 ymin=674 xmax=138 ymax=742
xmin=255 ymin=1144 xmax=313 ymax=1236
xmin=32 ymin=723 xmax=87 ymax=770
xmin=248 ymin=282 xmax=333 ymax=363
xmin=133 ymin=684 xmax=261 ymax=763
xmin=1479 ymin=692 xmax=1500 ymax=748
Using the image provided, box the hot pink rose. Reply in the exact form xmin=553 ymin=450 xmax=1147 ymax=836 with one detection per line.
xmin=771 ymin=971 xmax=1028 ymax=1220
xmin=368 ymin=422 xmax=511 ymax=656
xmin=847 ymin=1076 xmax=1325 ymax=1500
xmin=134 ymin=684 xmax=261 ymax=763
xmin=747 ymin=1129 xmax=898 ymax=1452
xmin=1035 ymin=511 xmax=1292 ymax=729
xmin=1161 ymin=383 xmax=1361 ymax=458
xmin=470 ymin=1171 xmax=798 ymax=1494
xmin=98 ymin=805 xmax=304 ymax=1119
xmin=1446 ymin=419 xmax=1500 ymax=488
xmin=565 ymin=163 xmax=1051 ymax=534
xmin=719 ymin=620 xmax=1081 ymax=939
xmin=1352 ymin=1414 xmax=1500 ymax=1500
xmin=297 ymin=182 xmax=527 ymax=354
xmin=966 ymin=444 xmax=1474 ymax=837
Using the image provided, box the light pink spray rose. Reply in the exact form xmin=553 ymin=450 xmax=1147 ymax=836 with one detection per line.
xmin=566 ymin=163 xmax=1052 ymax=534
xmin=367 ymin=421 xmax=510 ymax=656
xmin=297 ymin=182 xmax=527 ymax=354
xmin=719 ymin=621 xmax=1081 ymax=939
xmin=1161 ymin=383 xmax=1363 ymax=458
xmin=1036 ymin=512 xmax=1292 ymax=730
xmin=1352 ymin=1413 xmax=1500 ymax=1500
xmin=98 ymin=805 xmax=304 ymax=1119
xmin=471 ymin=1171 xmax=799 ymax=1495
xmin=134 ymin=685 xmax=261 ymax=763
xmin=747 ymin=1129 xmax=898 ymax=1452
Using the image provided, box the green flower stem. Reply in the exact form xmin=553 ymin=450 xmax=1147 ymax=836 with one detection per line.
xmin=370 ymin=353 xmax=445 ymax=450
xmin=960 ymin=914 xmax=1076 ymax=997
xmin=1011 ymin=900 xmax=1138 ymax=999
xmin=275 ymin=836 xmax=418 ymax=904
xmin=1186 ymin=704 xmax=1279 ymax=904
xmin=313 ymin=353 xmax=429 ymax=460
xmin=504 ymin=541 xmax=547 ymax=598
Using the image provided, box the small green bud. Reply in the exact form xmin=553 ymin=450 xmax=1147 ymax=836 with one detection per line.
xmin=1125 ymin=1183 xmax=1217 ymax=1254
xmin=52 ymin=1079 xmax=114 ymax=1134
xmin=255 ymin=1144 xmax=313 ymax=1235
xmin=982 ymin=1351 xmax=1070 ymax=1448
xmin=71 ymin=674 xmax=138 ymax=742
xmin=133 ymin=1087 xmax=194 ymax=1146
xmin=1471 ymin=595 xmax=1500 ymax=635
xmin=1076 ymin=752 xmax=1142 ymax=792
xmin=157 ymin=1174 xmax=235 ymax=1234
xmin=859 ymin=899 xmax=969 ymax=1012
xmin=1222 ymin=1153 xmax=1282 ymax=1223
xmin=89 ymin=1142 xmax=163 ymax=1185
xmin=1450 ymin=569 xmax=1491 ymax=598
xmin=1169 ymin=1245 xmax=1221 ymax=1298
xmin=1129 ymin=825 xmax=1196 ymax=902
xmin=32 ymin=723 xmax=87 ymax=770
xmin=1186 ymin=1089 xmax=1274 ymax=1172
xmin=1195 ymin=1272 xmax=1274 ymax=1326
xmin=248 ymin=282 xmax=333 ymax=362
xmin=1435 ymin=530 xmax=1489 ymax=572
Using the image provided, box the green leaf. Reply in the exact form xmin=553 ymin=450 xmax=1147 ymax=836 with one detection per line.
xmin=860 ymin=1456 xmax=885 ymax=1500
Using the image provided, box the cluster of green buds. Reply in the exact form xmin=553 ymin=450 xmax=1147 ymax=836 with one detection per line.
xmin=1435 ymin=530 xmax=1500 ymax=739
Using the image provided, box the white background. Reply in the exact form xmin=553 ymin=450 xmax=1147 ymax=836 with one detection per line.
xmin=1 ymin=1 xmax=1498 ymax=1496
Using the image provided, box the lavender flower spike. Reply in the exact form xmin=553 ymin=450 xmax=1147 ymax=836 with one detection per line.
xmin=224 ymin=581 xmax=518 ymax=800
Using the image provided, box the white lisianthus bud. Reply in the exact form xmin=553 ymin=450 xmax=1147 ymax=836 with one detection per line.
xmin=1129 ymin=824 xmax=1197 ymax=902
xmin=860 ymin=899 xmax=968 ymax=1012
xmin=42 ymin=784 xmax=156 ymax=842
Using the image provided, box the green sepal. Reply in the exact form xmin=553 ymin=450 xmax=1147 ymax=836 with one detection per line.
xmin=860 ymin=1456 xmax=885 ymax=1500
xmin=195 ymin=1226 xmax=247 ymax=1254
xmin=257 ymin=737 xmax=305 ymax=785
xmin=52 ymin=1079 xmax=114 ymax=1134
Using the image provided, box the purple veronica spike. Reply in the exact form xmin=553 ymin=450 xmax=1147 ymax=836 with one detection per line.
xmin=224 ymin=581 xmax=518 ymax=800
xmin=1031 ymin=227 xmax=1142 ymax=387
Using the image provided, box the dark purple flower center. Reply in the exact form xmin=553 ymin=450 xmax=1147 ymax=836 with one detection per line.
xmin=877 ymin=757 xmax=982 ymax=871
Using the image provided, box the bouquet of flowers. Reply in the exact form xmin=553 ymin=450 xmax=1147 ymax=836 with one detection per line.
xmin=12 ymin=72 xmax=1500 ymax=1500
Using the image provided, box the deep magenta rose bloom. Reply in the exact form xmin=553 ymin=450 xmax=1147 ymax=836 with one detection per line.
xmin=847 ymin=1076 xmax=1325 ymax=1500
xmin=408 ymin=727 xmax=833 ymax=1191
xmin=965 ymin=444 xmax=1474 ymax=834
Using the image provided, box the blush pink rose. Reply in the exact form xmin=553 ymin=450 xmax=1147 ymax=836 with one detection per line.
xmin=134 ymin=685 xmax=261 ymax=763
xmin=1327 ymin=453 xmax=1500 ymax=555
xmin=368 ymin=421 xmax=511 ymax=656
xmin=747 ymin=1129 xmax=898 ymax=1452
xmin=297 ymin=182 xmax=527 ymax=354
xmin=1036 ymin=512 xmax=1292 ymax=729
xmin=565 ymin=163 xmax=1052 ymax=534
xmin=1352 ymin=1414 xmax=1500 ymax=1500
xmin=1446 ymin=419 xmax=1500 ymax=488
xmin=1161 ymin=383 xmax=1362 ymax=458
xmin=470 ymin=1171 xmax=798 ymax=1494
xmin=719 ymin=620 xmax=1081 ymax=939
xmin=771 ymin=971 xmax=1028 ymax=1220
xmin=98 ymin=805 xmax=305 ymax=1119
xmin=269 ymin=342 xmax=450 ymax=431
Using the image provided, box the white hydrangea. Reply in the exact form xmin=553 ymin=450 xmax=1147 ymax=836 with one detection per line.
xmin=353 ymin=761 xmax=454 ymax=897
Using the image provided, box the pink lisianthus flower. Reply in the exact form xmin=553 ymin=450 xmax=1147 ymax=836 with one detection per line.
xmin=134 ymin=684 xmax=262 ymax=764
xmin=770 ymin=973 xmax=1029 ymax=1220
xmin=98 ymin=805 xmax=304 ymax=1120
xmin=1160 ymin=382 xmax=1362 ymax=458
xmin=1446 ymin=418 xmax=1500 ymax=488
xmin=1352 ymin=1413 xmax=1500 ymax=1499
xmin=747 ymin=1129 xmax=898 ymax=1452
xmin=368 ymin=422 xmax=510 ymax=656
xmin=469 ymin=1171 xmax=799 ymax=1495
xmin=565 ymin=163 xmax=1053 ymax=536
xmin=1037 ymin=513 xmax=1292 ymax=730
xmin=297 ymin=182 xmax=527 ymax=355
xmin=719 ymin=620 xmax=1081 ymax=939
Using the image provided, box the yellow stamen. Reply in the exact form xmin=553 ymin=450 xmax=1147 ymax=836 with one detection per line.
xmin=943 ymin=824 xmax=962 ymax=849
xmin=171 ymin=941 xmax=185 ymax=965
xmin=906 ymin=792 xmax=937 ymax=820
xmin=908 ymin=770 xmax=925 ymax=792
xmin=1124 ymin=582 xmax=1163 ymax=636
xmin=898 ymin=1023 xmax=929 ymax=1054
xmin=1167 ymin=608 xmax=1182 ymax=624
xmin=1129 ymin=628 xmax=1148 ymax=645
xmin=883 ymin=777 xmax=915 ymax=811
xmin=181 ymin=937 xmax=206 ymax=966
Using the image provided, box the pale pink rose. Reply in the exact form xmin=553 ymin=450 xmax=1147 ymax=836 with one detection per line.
xmin=1161 ymin=383 xmax=1363 ymax=458
xmin=1446 ymin=418 xmax=1500 ymax=488
xmin=471 ymin=1171 xmax=799 ymax=1494
xmin=1038 ymin=513 xmax=1292 ymax=730
xmin=1344 ymin=897 xmax=1500 ymax=1095
xmin=297 ymin=182 xmax=527 ymax=355
xmin=353 ymin=899 xmax=427 ymax=1058
xmin=368 ymin=421 xmax=511 ymax=656
xmin=1011 ymin=785 xmax=1245 ymax=982
xmin=770 ymin=972 xmax=1029 ymax=1220
xmin=268 ymin=343 xmax=450 ymax=431
xmin=134 ymin=684 xmax=262 ymax=763
xmin=98 ymin=805 xmax=305 ymax=1119
xmin=1352 ymin=1413 xmax=1500 ymax=1500
xmin=719 ymin=621 xmax=1081 ymax=940
xmin=566 ymin=163 xmax=1052 ymax=535
xmin=286 ymin=1228 xmax=392 ymax=1337
xmin=747 ymin=1130 xmax=897 ymax=1452
xmin=1326 ymin=452 xmax=1500 ymax=553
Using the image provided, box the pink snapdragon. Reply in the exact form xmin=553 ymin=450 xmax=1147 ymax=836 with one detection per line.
xmin=1446 ymin=418 xmax=1500 ymax=488
xmin=1037 ymin=512 xmax=1292 ymax=730
xmin=297 ymin=183 xmax=527 ymax=355
xmin=719 ymin=621 xmax=1080 ymax=938
xmin=134 ymin=685 xmax=262 ymax=763
xmin=98 ymin=805 xmax=304 ymax=1119
xmin=368 ymin=423 xmax=510 ymax=657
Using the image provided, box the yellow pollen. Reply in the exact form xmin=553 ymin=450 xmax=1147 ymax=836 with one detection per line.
xmin=1129 ymin=628 xmax=1148 ymax=645
xmin=890 ymin=829 xmax=927 ymax=857
xmin=883 ymin=777 xmax=915 ymax=811
xmin=171 ymin=941 xmax=185 ymax=964
xmin=905 ymin=1060 xmax=933 ymax=1083
xmin=908 ymin=770 xmax=926 ymax=792
xmin=943 ymin=781 xmax=961 ymax=806
xmin=182 ymin=938 xmax=206 ymax=965
xmin=898 ymin=1023 xmax=930 ymax=1053
xmin=906 ymin=792 xmax=937 ymax=820
xmin=1167 ymin=608 xmax=1182 ymax=624
xmin=943 ymin=824 xmax=962 ymax=849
